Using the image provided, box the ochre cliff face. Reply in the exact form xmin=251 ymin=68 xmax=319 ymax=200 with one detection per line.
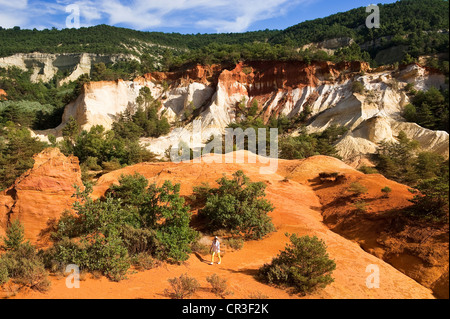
xmin=0 ymin=148 xmax=83 ymax=246
xmin=278 ymin=156 xmax=449 ymax=299
xmin=0 ymin=88 xmax=7 ymax=100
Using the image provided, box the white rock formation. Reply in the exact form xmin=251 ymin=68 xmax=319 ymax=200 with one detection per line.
xmin=32 ymin=62 xmax=449 ymax=163
xmin=0 ymin=52 xmax=138 ymax=84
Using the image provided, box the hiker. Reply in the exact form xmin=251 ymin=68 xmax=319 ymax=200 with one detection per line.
xmin=210 ymin=236 xmax=221 ymax=265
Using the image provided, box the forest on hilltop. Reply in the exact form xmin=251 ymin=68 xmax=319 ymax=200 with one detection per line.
xmin=0 ymin=0 xmax=448 ymax=68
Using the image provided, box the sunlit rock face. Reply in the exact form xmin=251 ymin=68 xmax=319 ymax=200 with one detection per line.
xmin=33 ymin=61 xmax=448 ymax=162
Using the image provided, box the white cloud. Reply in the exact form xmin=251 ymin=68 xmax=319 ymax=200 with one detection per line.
xmin=0 ymin=13 xmax=28 ymax=28
xmin=0 ymin=0 xmax=28 ymax=10
xmin=0 ymin=0 xmax=314 ymax=32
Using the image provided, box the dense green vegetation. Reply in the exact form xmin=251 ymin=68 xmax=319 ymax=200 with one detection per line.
xmin=0 ymin=221 xmax=50 ymax=291
xmin=403 ymin=87 xmax=449 ymax=132
xmin=276 ymin=0 xmax=449 ymax=62
xmin=46 ymin=174 xmax=198 ymax=281
xmin=0 ymin=67 xmax=77 ymax=129
xmin=0 ymin=124 xmax=49 ymax=191
xmin=57 ymin=122 xmax=157 ymax=178
xmin=0 ymin=0 xmax=447 ymax=69
xmin=258 ymin=233 xmax=336 ymax=295
xmin=112 ymin=87 xmax=170 ymax=139
xmin=279 ymin=125 xmax=348 ymax=160
xmin=374 ymin=131 xmax=449 ymax=222
xmin=193 ymin=170 xmax=275 ymax=240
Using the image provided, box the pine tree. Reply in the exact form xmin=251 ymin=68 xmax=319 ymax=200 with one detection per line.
xmin=3 ymin=220 xmax=25 ymax=250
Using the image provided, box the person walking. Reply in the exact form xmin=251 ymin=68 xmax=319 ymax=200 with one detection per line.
xmin=210 ymin=236 xmax=221 ymax=265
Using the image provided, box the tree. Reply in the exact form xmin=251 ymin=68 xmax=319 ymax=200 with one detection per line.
xmin=196 ymin=170 xmax=275 ymax=240
xmin=258 ymin=233 xmax=336 ymax=295
xmin=376 ymin=131 xmax=420 ymax=184
xmin=408 ymin=165 xmax=449 ymax=222
xmin=108 ymin=174 xmax=198 ymax=263
xmin=62 ymin=116 xmax=80 ymax=143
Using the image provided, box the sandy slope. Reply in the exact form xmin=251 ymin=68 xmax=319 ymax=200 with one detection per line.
xmin=10 ymin=151 xmax=435 ymax=299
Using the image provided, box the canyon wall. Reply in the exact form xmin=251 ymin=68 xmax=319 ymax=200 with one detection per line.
xmin=33 ymin=61 xmax=449 ymax=163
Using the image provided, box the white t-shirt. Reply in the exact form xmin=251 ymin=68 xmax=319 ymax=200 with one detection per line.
xmin=211 ymin=240 xmax=220 ymax=253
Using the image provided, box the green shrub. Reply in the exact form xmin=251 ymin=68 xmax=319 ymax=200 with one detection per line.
xmin=206 ymin=274 xmax=233 ymax=298
xmin=190 ymin=240 xmax=210 ymax=256
xmin=0 ymin=242 xmax=50 ymax=292
xmin=258 ymin=233 xmax=336 ymax=295
xmin=224 ymin=238 xmax=244 ymax=250
xmin=353 ymin=200 xmax=367 ymax=213
xmin=347 ymin=182 xmax=368 ymax=196
xmin=375 ymin=131 xmax=448 ymax=188
xmin=279 ymin=126 xmax=347 ymax=160
xmin=381 ymin=186 xmax=392 ymax=198
xmin=41 ymin=237 xmax=89 ymax=272
xmin=352 ymin=81 xmax=365 ymax=94
xmin=165 ymin=273 xmax=200 ymax=299
xmin=196 ymin=170 xmax=275 ymax=240
xmin=2 ymin=220 xmax=26 ymax=250
xmin=81 ymin=156 xmax=102 ymax=171
xmin=131 ymin=252 xmax=157 ymax=270
xmin=358 ymin=166 xmax=378 ymax=174
xmin=408 ymin=173 xmax=449 ymax=222
xmin=86 ymin=234 xmax=130 ymax=282
xmin=0 ymin=262 xmax=9 ymax=285
xmin=120 ymin=225 xmax=158 ymax=255
xmin=248 ymin=291 xmax=269 ymax=299
xmin=51 ymin=173 xmax=197 ymax=277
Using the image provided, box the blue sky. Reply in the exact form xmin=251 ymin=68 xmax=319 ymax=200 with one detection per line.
xmin=0 ymin=0 xmax=398 ymax=33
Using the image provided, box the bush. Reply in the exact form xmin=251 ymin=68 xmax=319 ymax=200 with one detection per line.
xmin=318 ymin=172 xmax=344 ymax=183
xmin=0 ymin=242 xmax=50 ymax=292
xmin=353 ymin=200 xmax=367 ymax=213
xmin=0 ymin=262 xmax=8 ymax=285
xmin=408 ymin=173 xmax=449 ymax=222
xmin=131 ymin=252 xmax=157 ymax=270
xmin=206 ymin=274 xmax=233 ymax=298
xmin=224 ymin=238 xmax=244 ymax=251
xmin=358 ymin=166 xmax=378 ymax=174
xmin=352 ymin=81 xmax=365 ymax=94
xmin=381 ymin=186 xmax=392 ymax=198
xmin=248 ymin=291 xmax=269 ymax=299
xmin=41 ymin=237 xmax=89 ymax=272
xmin=190 ymin=240 xmax=210 ymax=256
xmin=110 ymin=174 xmax=198 ymax=263
xmin=120 ymin=225 xmax=158 ymax=256
xmin=347 ymin=182 xmax=368 ymax=196
xmin=258 ymin=233 xmax=336 ymax=295
xmin=196 ymin=170 xmax=275 ymax=240
xmin=165 ymin=273 xmax=200 ymax=299
xmin=86 ymin=234 xmax=130 ymax=282
xmin=2 ymin=220 xmax=26 ymax=250
xmin=279 ymin=126 xmax=347 ymax=160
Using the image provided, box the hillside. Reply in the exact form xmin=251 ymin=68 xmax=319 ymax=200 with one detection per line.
xmin=0 ymin=149 xmax=442 ymax=299
xmin=0 ymin=0 xmax=448 ymax=68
